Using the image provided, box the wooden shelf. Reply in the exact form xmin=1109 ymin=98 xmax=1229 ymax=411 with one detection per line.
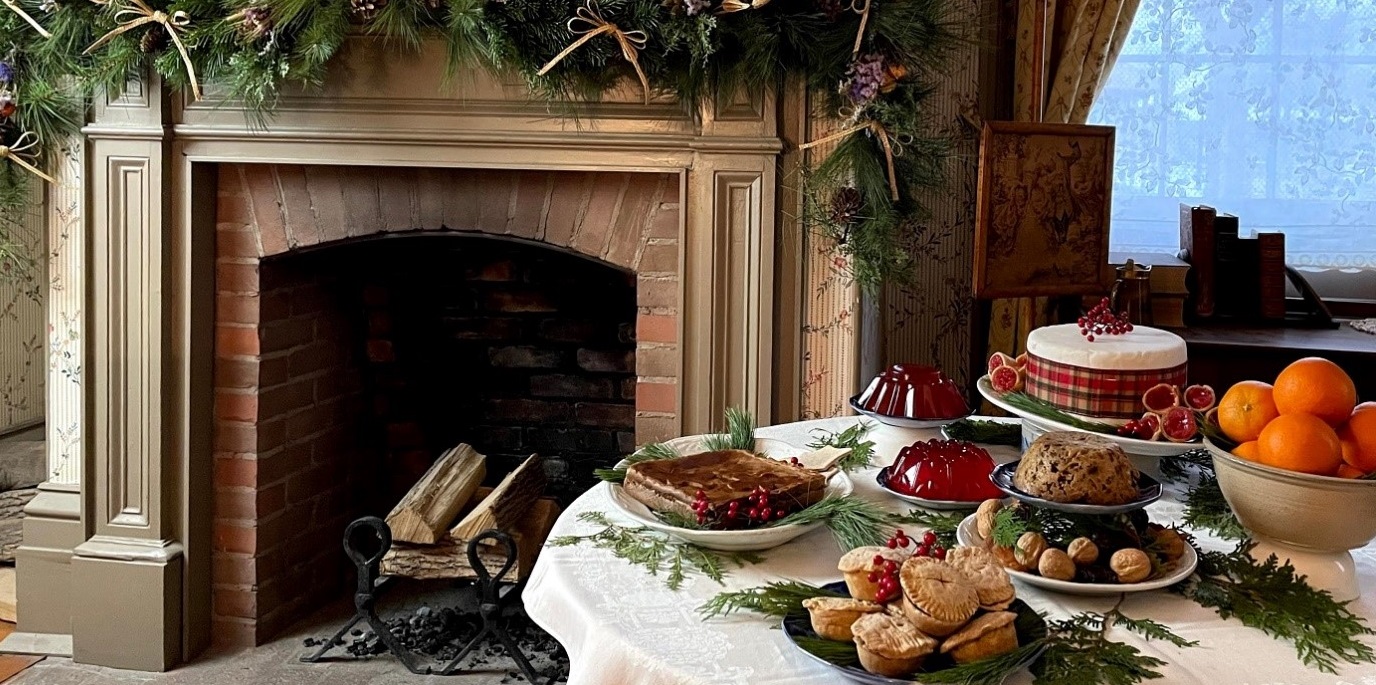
xmin=1178 ymin=322 xmax=1376 ymax=400
xmin=1178 ymin=324 xmax=1376 ymax=357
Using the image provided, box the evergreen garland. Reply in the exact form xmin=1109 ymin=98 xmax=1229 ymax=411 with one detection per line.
xmin=0 ymin=0 xmax=963 ymax=289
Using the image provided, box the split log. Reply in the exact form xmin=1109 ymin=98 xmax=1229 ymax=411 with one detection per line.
xmin=449 ymin=453 xmax=546 ymax=542
xmin=381 ymin=496 xmax=562 ymax=581
xmin=385 ymin=444 xmax=487 ymax=544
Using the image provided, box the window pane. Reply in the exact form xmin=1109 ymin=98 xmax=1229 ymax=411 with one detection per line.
xmin=1089 ymin=0 xmax=1376 ymax=269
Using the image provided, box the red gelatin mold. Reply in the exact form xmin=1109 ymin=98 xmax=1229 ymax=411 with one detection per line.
xmin=885 ymin=439 xmax=1004 ymax=502
xmin=856 ymin=364 xmax=970 ymax=420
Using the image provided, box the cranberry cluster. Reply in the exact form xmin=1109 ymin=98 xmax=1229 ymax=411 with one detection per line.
xmin=690 ymin=486 xmax=788 ymax=528
xmin=1078 ymin=298 xmax=1133 ymax=342
xmin=868 ymin=554 xmax=902 ymax=602
xmin=889 ymin=529 xmax=947 ymax=558
xmin=1116 ymin=416 xmax=1158 ymax=440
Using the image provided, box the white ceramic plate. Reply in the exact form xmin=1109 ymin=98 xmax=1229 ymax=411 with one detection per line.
xmin=604 ymin=435 xmax=854 ymax=551
xmin=874 ymin=466 xmax=988 ymax=511
xmin=849 ymin=396 xmax=972 ymax=429
xmin=976 ymin=376 xmax=1197 ymax=458
xmin=955 ymin=514 xmax=1197 ymax=596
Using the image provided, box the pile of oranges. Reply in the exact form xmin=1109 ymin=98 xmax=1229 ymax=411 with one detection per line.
xmin=1215 ymin=357 xmax=1374 ymax=477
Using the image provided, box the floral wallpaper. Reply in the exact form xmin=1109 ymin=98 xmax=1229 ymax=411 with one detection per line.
xmin=45 ymin=140 xmax=83 ymax=484
xmin=0 ymin=182 xmax=45 ymax=435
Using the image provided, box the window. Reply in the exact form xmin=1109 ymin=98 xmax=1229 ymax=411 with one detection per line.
xmin=1089 ymin=0 xmax=1376 ymax=273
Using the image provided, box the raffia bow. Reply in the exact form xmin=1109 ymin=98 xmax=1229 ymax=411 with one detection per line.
xmin=0 ymin=133 xmax=58 ymax=185
xmin=4 ymin=0 xmax=51 ymax=37
xmin=848 ymin=0 xmax=870 ymax=56
xmin=85 ymin=0 xmax=201 ymax=101
xmin=799 ymin=120 xmax=902 ymax=201
xmin=718 ymin=0 xmax=769 ymax=13
xmin=538 ymin=1 xmax=650 ymax=104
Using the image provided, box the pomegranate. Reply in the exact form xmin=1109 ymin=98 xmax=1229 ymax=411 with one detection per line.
xmin=1013 ymin=352 xmax=1028 ymax=369
xmin=1183 ymin=384 xmax=1216 ymax=411
xmin=988 ymin=352 xmax=1015 ymax=375
xmin=1136 ymin=412 xmax=1163 ymax=441
xmin=1204 ymin=406 xmax=1220 ymax=427
xmin=989 ymin=365 xmax=1024 ymax=393
xmin=1142 ymin=383 xmax=1180 ymax=413
xmin=1160 ymin=406 xmax=1199 ymax=442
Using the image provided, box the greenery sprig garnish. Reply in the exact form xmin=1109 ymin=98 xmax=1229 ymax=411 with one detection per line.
xmin=1176 ymin=538 xmax=1376 ymax=673
xmin=997 ymin=392 xmax=1120 ymax=434
xmin=549 ymin=512 xmax=762 ymax=591
xmin=889 ymin=509 xmax=965 ymax=548
xmin=702 ymin=407 xmax=757 ymax=452
xmin=698 ymin=580 xmax=843 ymax=619
xmin=941 ymin=418 xmax=1023 ymax=446
xmin=1033 ymin=599 xmax=1194 ymax=685
xmin=593 ymin=442 xmax=678 ymax=484
xmin=807 ymin=422 xmax=876 ymax=472
xmin=770 ymin=495 xmax=888 ymax=551
xmin=1159 ymin=449 xmax=1246 ymax=540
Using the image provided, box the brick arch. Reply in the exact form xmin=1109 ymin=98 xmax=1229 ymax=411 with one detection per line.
xmin=226 ymin=163 xmax=678 ymax=273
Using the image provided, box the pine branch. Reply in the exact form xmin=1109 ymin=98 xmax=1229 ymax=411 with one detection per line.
xmin=771 ymin=495 xmax=887 ymax=550
xmin=793 ymin=636 xmax=861 ymax=667
xmin=698 ymin=580 xmax=843 ymax=619
xmin=703 ymin=406 xmax=756 ymax=451
xmin=549 ymin=511 xmax=762 ymax=591
xmin=998 ymin=392 xmax=1120 ymax=434
xmin=889 ymin=509 xmax=964 ymax=548
xmin=594 ymin=442 xmax=679 ymax=483
xmin=1176 ymin=540 xmax=1376 ymax=673
xmin=807 ymin=421 xmax=876 ymax=472
xmin=941 ymin=418 xmax=1023 ymax=446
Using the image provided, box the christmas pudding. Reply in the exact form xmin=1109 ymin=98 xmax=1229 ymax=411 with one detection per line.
xmin=1023 ymin=323 xmax=1187 ymax=421
xmin=621 ymin=449 xmax=828 ymax=523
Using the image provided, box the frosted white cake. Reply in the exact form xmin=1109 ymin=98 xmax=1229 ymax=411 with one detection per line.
xmin=1023 ymin=324 xmax=1188 ymax=420
xmin=1025 ymin=324 xmax=1187 ymax=371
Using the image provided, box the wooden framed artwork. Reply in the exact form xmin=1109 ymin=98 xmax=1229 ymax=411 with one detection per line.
xmin=973 ymin=121 xmax=1116 ymax=299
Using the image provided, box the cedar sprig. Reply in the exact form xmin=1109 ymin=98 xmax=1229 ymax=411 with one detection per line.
xmin=548 ymin=511 xmax=763 ymax=590
xmin=1160 ymin=449 xmax=1246 ymax=540
xmin=1033 ymin=599 xmax=1188 ymax=685
xmin=1176 ymin=540 xmax=1376 ymax=673
xmin=770 ymin=495 xmax=888 ymax=551
xmin=807 ymin=421 xmax=876 ymax=472
xmin=698 ymin=580 xmax=843 ymax=619
xmin=889 ymin=509 xmax=965 ymax=548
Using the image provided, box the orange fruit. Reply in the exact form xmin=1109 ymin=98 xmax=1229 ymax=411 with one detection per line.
xmin=1336 ymin=463 xmax=1367 ymax=479
xmin=1338 ymin=402 xmax=1376 ymax=472
xmin=1257 ymin=413 xmax=1343 ymax=476
xmin=1216 ymin=381 xmax=1280 ymax=443
xmin=1232 ymin=441 xmax=1260 ymax=460
xmin=1272 ymin=357 xmax=1357 ymax=426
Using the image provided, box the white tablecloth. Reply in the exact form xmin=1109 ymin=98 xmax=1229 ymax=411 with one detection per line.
xmin=524 ymin=417 xmax=1376 ymax=685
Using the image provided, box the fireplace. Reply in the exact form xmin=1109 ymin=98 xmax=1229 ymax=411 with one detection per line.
xmin=19 ymin=50 xmax=799 ymax=672
xmin=210 ymin=163 xmax=672 ymax=645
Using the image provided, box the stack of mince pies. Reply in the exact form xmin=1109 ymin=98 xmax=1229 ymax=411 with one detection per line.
xmin=803 ymin=544 xmax=1022 ymax=677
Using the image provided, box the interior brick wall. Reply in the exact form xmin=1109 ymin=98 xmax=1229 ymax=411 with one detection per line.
xmin=210 ymin=163 xmax=681 ymax=646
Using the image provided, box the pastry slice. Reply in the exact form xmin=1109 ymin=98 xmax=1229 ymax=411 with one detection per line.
xmin=622 ymin=449 xmax=828 ymax=518
xmin=802 ymin=597 xmax=883 ymax=641
xmin=838 ymin=546 xmax=911 ymax=602
xmin=851 ymin=612 xmax=938 ymax=677
xmin=947 ymin=546 xmax=1016 ymax=610
xmin=940 ymin=610 xmax=1019 ymax=664
xmin=898 ymin=557 xmax=979 ymax=637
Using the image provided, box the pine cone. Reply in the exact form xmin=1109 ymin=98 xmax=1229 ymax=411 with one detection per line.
xmin=829 ymin=187 xmax=863 ymax=226
xmin=237 ymin=7 xmax=273 ymax=39
xmin=815 ymin=0 xmax=845 ymax=20
xmin=139 ymin=24 xmax=168 ymax=53
xmin=350 ymin=0 xmax=385 ymax=20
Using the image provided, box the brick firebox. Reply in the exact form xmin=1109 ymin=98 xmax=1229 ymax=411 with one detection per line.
xmin=210 ymin=163 xmax=682 ymax=645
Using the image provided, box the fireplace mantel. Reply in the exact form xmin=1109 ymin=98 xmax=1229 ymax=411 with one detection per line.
xmin=16 ymin=38 xmax=815 ymax=671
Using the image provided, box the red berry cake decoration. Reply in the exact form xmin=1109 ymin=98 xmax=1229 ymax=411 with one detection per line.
xmin=1079 ymin=298 xmax=1133 ymax=342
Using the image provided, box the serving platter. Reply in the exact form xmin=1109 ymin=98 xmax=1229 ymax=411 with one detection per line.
xmin=989 ymin=461 xmax=1162 ymax=514
xmin=955 ymin=514 xmax=1197 ymax=596
xmin=781 ymin=582 xmax=1046 ymax=684
xmin=849 ymin=396 xmax=972 ymax=430
xmin=604 ymin=435 xmax=853 ymax=551
xmin=976 ymin=376 xmax=1195 ymax=458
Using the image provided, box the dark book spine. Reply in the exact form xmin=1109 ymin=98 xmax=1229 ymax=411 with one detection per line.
xmin=1258 ymin=232 xmax=1286 ymax=320
xmin=1212 ymin=214 xmax=1254 ymax=317
xmin=1179 ymin=204 xmax=1216 ymax=318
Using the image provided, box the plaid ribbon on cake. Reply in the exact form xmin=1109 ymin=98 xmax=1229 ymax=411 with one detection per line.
xmin=1025 ymin=353 xmax=1188 ymax=420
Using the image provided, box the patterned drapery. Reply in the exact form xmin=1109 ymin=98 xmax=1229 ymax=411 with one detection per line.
xmin=984 ymin=0 xmax=1141 ymax=368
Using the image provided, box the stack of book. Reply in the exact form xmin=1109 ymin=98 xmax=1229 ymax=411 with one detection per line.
xmin=1108 ymin=252 xmax=1191 ymax=328
xmin=1177 ymin=204 xmax=1287 ymax=323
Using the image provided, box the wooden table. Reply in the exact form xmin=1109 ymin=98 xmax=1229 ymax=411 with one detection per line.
xmin=1179 ymin=323 xmax=1376 ymax=399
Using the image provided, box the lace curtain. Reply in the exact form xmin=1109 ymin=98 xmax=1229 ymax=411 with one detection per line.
xmin=1089 ymin=0 xmax=1376 ymax=270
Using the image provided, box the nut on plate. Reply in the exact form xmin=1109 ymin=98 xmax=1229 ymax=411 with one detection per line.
xmin=988 ymin=542 xmax=1027 ymax=572
xmin=1014 ymin=532 xmax=1047 ymax=569
xmin=976 ymin=499 xmax=1002 ymax=539
xmin=1066 ymin=537 xmax=1099 ymax=566
xmin=1147 ymin=524 xmax=1186 ymax=563
xmin=1037 ymin=548 xmax=1076 ymax=581
xmin=1110 ymin=548 xmax=1152 ymax=584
